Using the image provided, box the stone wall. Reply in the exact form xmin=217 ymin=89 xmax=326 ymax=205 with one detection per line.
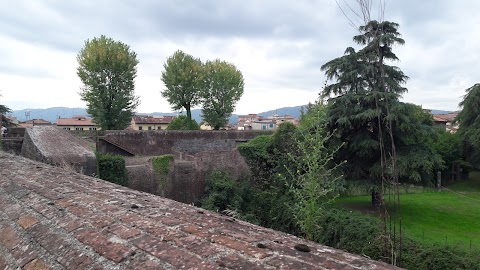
xmin=98 ymin=130 xmax=267 ymax=204
xmin=21 ymin=126 xmax=97 ymax=176
xmin=0 ymin=151 xmax=400 ymax=269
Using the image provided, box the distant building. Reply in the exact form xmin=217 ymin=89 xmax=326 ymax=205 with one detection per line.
xmin=237 ymin=113 xmax=298 ymax=130
xmin=56 ymin=115 xmax=99 ymax=131
xmin=129 ymin=115 xmax=175 ymax=131
xmin=18 ymin=119 xmax=53 ymax=128
xmin=250 ymin=120 xmax=277 ymax=131
xmin=432 ymin=112 xmax=459 ymax=133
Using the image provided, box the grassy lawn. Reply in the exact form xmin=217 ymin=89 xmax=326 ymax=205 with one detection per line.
xmin=336 ymin=172 xmax=480 ymax=251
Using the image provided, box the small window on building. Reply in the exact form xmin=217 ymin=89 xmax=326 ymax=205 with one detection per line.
xmin=75 ymin=127 xmax=84 ymax=131
xmin=269 ymin=123 xmax=274 ymax=128
xmin=89 ymin=127 xmax=97 ymax=131
xmin=148 ymin=126 xmax=152 ymax=130
xmin=262 ymin=125 xmax=267 ymax=130
xmin=157 ymin=127 xmax=161 ymax=130
xmin=139 ymin=126 xmax=143 ymax=130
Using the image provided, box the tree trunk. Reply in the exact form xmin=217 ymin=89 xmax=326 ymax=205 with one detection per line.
xmin=372 ymin=191 xmax=382 ymax=208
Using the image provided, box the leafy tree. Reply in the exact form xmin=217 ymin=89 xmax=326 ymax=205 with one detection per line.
xmin=457 ymin=83 xmax=480 ymax=167
xmin=161 ymin=50 xmax=203 ymax=128
xmin=77 ymin=35 xmax=139 ymax=130
xmin=201 ymin=60 xmax=244 ymax=129
xmin=0 ymin=92 xmax=13 ymax=127
xmin=166 ymin=115 xmax=199 ymax=130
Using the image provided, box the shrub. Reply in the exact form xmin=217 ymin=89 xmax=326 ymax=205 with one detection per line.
xmin=167 ymin=115 xmax=200 ymax=130
xmin=96 ymin=152 xmax=128 ymax=186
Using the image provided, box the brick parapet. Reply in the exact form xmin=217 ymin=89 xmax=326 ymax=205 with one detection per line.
xmin=0 ymin=152 xmax=401 ymax=269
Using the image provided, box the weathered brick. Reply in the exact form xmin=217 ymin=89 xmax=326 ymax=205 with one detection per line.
xmin=107 ymin=224 xmax=141 ymax=239
xmin=212 ymin=235 xmax=271 ymax=259
xmin=266 ymin=256 xmax=319 ymax=269
xmin=0 ymin=225 xmax=21 ymax=250
xmin=23 ymin=258 xmax=50 ymax=270
xmin=17 ymin=215 xmax=39 ymax=229
xmin=216 ymin=254 xmax=266 ymax=270
xmin=56 ymin=249 xmax=93 ymax=270
xmin=132 ymin=235 xmax=217 ymax=269
xmin=126 ymin=255 xmax=167 ymax=270
xmin=75 ymin=228 xmax=133 ymax=263
xmin=11 ymin=241 xmax=39 ymax=267
xmin=29 ymin=224 xmax=71 ymax=255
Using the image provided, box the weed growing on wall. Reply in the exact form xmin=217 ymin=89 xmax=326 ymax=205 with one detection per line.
xmin=151 ymin=155 xmax=173 ymax=188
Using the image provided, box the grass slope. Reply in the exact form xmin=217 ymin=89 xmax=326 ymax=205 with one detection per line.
xmin=337 ymin=172 xmax=480 ymax=251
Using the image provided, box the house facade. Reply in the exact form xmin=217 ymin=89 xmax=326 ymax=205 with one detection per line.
xmin=129 ymin=115 xmax=175 ymax=131
xmin=56 ymin=115 xmax=99 ymax=131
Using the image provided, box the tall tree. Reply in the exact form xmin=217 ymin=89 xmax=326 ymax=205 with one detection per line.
xmin=201 ymin=60 xmax=244 ymax=130
xmin=456 ymin=83 xmax=480 ymax=167
xmin=77 ymin=35 xmax=139 ymax=130
xmin=161 ymin=50 xmax=202 ymax=129
xmin=0 ymin=92 xmax=13 ymax=127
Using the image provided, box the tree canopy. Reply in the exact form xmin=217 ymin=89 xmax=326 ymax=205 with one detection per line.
xmin=321 ymin=21 xmax=442 ymax=185
xmin=77 ymin=35 xmax=139 ymax=130
xmin=201 ymin=60 xmax=244 ymax=130
xmin=161 ymin=50 xmax=203 ymax=129
xmin=456 ymin=83 xmax=480 ymax=166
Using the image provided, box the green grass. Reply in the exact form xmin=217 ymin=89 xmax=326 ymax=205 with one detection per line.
xmin=336 ymin=172 xmax=480 ymax=251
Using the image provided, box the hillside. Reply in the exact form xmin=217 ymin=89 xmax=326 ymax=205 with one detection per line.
xmin=9 ymin=105 xmax=309 ymax=124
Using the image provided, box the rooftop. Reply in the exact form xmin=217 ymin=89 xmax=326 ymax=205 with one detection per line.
xmin=56 ymin=116 xmax=96 ymax=126
xmin=0 ymin=152 xmax=398 ymax=269
xmin=133 ymin=115 xmax=175 ymax=124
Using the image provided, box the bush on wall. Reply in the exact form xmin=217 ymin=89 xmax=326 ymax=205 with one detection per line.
xmin=151 ymin=154 xmax=174 ymax=188
xmin=96 ymin=152 xmax=128 ymax=186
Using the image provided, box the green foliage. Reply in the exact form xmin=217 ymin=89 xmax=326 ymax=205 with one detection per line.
xmin=285 ymin=102 xmax=344 ymax=240
xmin=321 ymin=21 xmax=443 ymax=187
xmin=166 ymin=115 xmax=200 ymax=130
xmin=201 ymin=171 xmax=245 ymax=212
xmin=151 ymin=155 xmax=173 ymax=188
xmin=77 ymin=35 xmax=139 ymax=130
xmin=237 ymin=135 xmax=276 ymax=189
xmin=161 ymin=50 xmax=203 ymax=125
xmin=317 ymin=207 xmax=480 ymax=269
xmin=457 ymin=83 xmax=480 ymax=167
xmin=96 ymin=152 xmax=128 ymax=186
xmin=200 ymin=60 xmax=244 ymax=130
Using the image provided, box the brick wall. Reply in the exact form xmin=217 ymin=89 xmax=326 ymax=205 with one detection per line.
xmin=0 ymin=152 xmax=400 ymax=269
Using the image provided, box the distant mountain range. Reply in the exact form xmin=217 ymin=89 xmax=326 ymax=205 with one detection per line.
xmin=8 ymin=106 xmax=454 ymax=125
xmin=9 ymin=105 xmax=308 ymax=124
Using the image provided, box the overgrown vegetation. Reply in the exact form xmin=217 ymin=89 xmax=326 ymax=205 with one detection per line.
xmin=151 ymin=155 xmax=173 ymax=188
xmin=96 ymin=152 xmax=128 ymax=186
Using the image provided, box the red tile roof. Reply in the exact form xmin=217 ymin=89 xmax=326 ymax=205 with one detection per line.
xmin=133 ymin=115 xmax=175 ymax=124
xmin=56 ymin=116 xmax=96 ymax=126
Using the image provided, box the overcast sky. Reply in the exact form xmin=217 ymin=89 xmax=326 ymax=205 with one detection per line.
xmin=1 ymin=0 xmax=478 ymax=114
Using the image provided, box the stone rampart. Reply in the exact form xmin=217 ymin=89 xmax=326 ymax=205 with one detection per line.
xmin=21 ymin=126 xmax=97 ymax=176
xmin=98 ymin=130 xmax=267 ymax=204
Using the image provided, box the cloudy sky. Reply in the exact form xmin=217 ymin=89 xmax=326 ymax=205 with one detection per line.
xmin=0 ymin=0 xmax=478 ymax=114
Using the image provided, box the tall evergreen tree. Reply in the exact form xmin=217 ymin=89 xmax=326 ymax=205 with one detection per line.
xmin=456 ymin=83 xmax=480 ymax=167
xmin=321 ymin=21 xmax=441 ymax=189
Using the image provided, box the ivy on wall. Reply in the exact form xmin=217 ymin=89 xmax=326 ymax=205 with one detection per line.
xmin=151 ymin=155 xmax=174 ymax=188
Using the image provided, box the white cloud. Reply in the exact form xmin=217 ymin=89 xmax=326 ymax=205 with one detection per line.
xmin=1 ymin=0 xmax=479 ymax=114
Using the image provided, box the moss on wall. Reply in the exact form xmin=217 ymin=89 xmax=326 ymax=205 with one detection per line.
xmin=151 ymin=154 xmax=174 ymax=188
